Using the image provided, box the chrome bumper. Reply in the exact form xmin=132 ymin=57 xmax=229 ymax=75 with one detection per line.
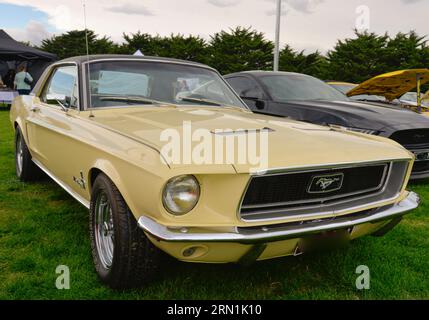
xmin=138 ymin=192 xmax=420 ymax=245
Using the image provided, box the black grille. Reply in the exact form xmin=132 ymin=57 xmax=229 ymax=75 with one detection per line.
xmin=241 ymin=164 xmax=388 ymax=211
xmin=389 ymin=130 xmax=429 ymax=175
xmin=413 ymin=161 xmax=429 ymax=173
xmin=390 ymin=129 xmax=429 ymax=147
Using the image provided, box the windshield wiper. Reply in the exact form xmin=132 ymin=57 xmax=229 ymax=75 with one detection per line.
xmin=99 ymin=96 xmax=163 ymax=105
xmin=179 ymin=97 xmax=222 ymax=106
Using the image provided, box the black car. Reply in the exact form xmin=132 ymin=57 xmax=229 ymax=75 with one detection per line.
xmin=225 ymin=71 xmax=429 ymax=180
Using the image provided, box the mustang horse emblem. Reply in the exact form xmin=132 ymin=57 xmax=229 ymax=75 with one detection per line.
xmin=308 ymin=173 xmax=344 ymax=193
xmin=316 ymin=177 xmax=341 ymax=190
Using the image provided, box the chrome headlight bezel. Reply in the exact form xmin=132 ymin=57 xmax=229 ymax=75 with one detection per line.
xmin=162 ymin=175 xmax=200 ymax=216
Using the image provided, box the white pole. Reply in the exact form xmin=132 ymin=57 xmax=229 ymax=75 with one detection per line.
xmin=274 ymin=0 xmax=282 ymax=71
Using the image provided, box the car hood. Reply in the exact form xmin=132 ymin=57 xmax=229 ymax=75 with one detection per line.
xmin=347 ymin=69 xmax=429 ymax=101
xmin=88 ymin=106 xmax=411 ymax=173
xmin=279 ymin=99 xmax=429 ymax=132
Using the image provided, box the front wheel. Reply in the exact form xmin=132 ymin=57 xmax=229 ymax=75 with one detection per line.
xmin=15 ymin=127 xmax=42 ymax=182
xmin=89 ymin=173 xmax=161 ymax=289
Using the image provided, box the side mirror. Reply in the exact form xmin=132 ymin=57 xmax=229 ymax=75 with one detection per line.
xmin=46 ymin=93 xmax=67 ymax=105
xmin=240 ymin=95 xmax=259 ymax=101
xmin=240 ymin=96 xmax=265 ymax=110
xmin=255 ymin=100 xmax=265 ymax=110
xmin=46 ymin=93 xmax=70 ymax=112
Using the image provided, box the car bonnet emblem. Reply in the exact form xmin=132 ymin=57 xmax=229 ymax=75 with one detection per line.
xmin=308 ymin=173 xmax=344 ymax=193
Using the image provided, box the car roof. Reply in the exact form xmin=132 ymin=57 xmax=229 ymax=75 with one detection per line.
xmin=58 ymin=54 xmax=210 ymax=69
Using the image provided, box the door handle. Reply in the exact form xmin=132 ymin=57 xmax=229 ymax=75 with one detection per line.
xmin=30 ymin=106 xmax=40 ymax=112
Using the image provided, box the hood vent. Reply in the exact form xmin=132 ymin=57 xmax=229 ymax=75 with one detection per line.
xmin=211 ymin=127 xmax=275 ymax=136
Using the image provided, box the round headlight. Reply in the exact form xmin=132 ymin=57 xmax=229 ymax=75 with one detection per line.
xmin=162 ymin=175 xmax=200 ymax=215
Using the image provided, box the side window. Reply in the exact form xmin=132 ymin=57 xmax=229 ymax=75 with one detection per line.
xmin=42 ymin=65 xmax=78 ymax=109
xmin=226 ymin=77 xmax=263 ymax=99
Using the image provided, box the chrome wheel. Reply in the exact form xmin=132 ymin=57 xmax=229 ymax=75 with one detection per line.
xmin=94 ymin=191 xmax=115 ymax=269
xmin=16 ymin=135 xmax=24 ymax=176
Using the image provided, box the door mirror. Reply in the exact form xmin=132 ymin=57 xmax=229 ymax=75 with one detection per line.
xmin=240 ymin=95 xmax=259 ymax=101
xmin=46 ymin=93 xmax=70 ymax=111
xmin=255 ymin=100 xmax=265 ymax=110
xmin=241 ymin=96 xmax=266 ymax=110
xmin=46 ymin=93 xmax=67 ymax=105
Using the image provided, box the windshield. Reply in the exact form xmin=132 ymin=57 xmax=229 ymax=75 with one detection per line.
xmin=260 ymin=74 xmax=349 ymax=102
xmin=87 ymin=60 xmax=246 ymax=109
xmin=401 ymin=92 xmax=417 ymax=102
xmin=330 ymin=83 xmax=386 ymax=102
xmin=329 ymin=83 xmax=356 ymax=95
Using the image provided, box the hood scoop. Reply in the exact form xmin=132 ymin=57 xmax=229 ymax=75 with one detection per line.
xmin=211 ymin=127 xmax=275 ymax=136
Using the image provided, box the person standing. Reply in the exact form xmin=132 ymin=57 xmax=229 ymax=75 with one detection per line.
xmin=14 ymin=66 xmax=33 ymax=95
xmin=3 ymin=69 xmax=16 ymax=89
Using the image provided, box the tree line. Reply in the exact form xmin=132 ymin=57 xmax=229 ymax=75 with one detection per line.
xmin=39 ymin=27 xmax=429 ymax=83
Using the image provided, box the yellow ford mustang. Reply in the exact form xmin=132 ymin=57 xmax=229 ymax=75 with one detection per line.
xmin=10 ymin=55 xmax=419 ymax=289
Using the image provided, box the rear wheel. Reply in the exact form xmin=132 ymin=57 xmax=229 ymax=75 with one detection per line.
xmin=89 ymin=173 xmax=161 ymax=289
xmin=15 ymin=127 xmax=42 ymax=182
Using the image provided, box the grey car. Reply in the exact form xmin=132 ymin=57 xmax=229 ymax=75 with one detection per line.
xmin=225 ymin=71 xmax=429 ymax=180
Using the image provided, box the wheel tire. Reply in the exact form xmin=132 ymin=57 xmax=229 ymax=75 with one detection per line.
xmin=15 ymin=127 xmax=42 ymax=182
xmin=89 ymin=173 xmax=161 ymax=289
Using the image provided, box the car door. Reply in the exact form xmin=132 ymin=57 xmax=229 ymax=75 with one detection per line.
xmin=225 ymin=76 xmax=268 ymax=112
xmin=26 ymin=64 xmax=80 ymax=182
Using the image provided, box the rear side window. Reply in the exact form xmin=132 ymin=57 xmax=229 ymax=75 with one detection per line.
xmin=41 ymin=65 xmax=79 ymax=109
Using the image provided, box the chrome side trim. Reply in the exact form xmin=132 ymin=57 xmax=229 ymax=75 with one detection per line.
xmin=138 ymin=191 xmax=419 ymax=244
xmin=32 ymin=159 xmax=90 ymax=209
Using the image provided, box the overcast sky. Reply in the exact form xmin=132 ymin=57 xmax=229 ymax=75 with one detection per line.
xmin=0 ymin=0 xmax=427 ymax=53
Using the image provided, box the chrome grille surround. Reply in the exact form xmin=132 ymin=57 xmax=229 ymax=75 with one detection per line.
xmin=238 ymin=160 xmax=410 ymax=222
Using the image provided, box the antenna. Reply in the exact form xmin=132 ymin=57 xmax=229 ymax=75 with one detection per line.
xmin=83 ymin=0 xmax=94 ymax=118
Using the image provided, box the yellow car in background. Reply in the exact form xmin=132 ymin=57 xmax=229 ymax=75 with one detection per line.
xmin=328 ymin=69 xmax=429 ymax=114
xmin=10 ymin=55 xmax=420 ymax=289
xmin=327 ymin=81 xmax=386 ymax=102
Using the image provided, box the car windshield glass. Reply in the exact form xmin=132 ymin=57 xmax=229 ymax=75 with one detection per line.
xmin=401 ymin=92 xmax=417 ymax=102
xmin=350 ymin=94 xmax=387 ymax=102
xmin=260 ymin=74 xmax=350 ymax=102
xmin=87 ymin=60 xmax=246 ymax=109
xmin=330 ymin=84 xmax=356 ymax=95
xmin=330 ymin=83 xmax=387 ymax=102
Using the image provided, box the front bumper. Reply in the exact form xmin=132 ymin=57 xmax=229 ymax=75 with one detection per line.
xmin=138 ymin=192 xmax=419 ymax=245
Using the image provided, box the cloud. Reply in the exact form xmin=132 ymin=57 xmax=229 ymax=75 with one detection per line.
xmin=5 ymin=20 xmax=52 ymax=45
xmin=49 ymin=4 xmax=72 ymax=30
xmin=265 ymin=0 xmax=325 ymax=14
xmin=286 ymin=0 xmax=325 ymax=13
xmin=401 ymin=0 xmax=423 ymax=3
xmin=105 ymin=3 xmax=154 ymax=15
xmin=266 ymin=7 xmax=289 ymax=16
xmin=207 ymin=0 xmax=241 ymax=7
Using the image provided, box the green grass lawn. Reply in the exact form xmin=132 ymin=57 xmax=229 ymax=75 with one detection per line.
xmin=0 ymin=109 xmax=428 ymax=300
